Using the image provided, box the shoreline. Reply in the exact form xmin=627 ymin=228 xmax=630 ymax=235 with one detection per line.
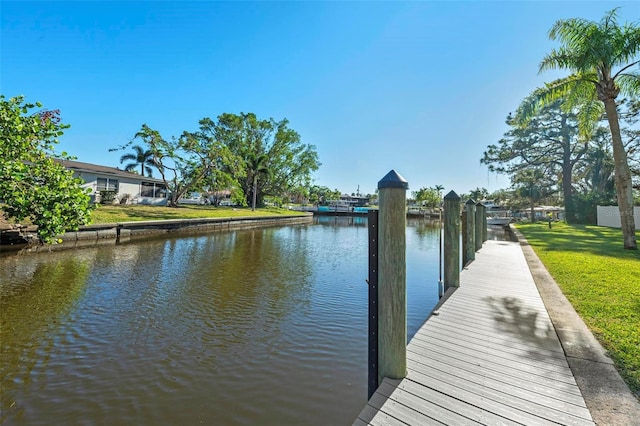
xmin=0 ymin=214 xmax=313 ymax=254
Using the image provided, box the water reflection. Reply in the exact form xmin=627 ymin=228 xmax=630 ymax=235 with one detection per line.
xmin=314 ymin=215 xmax=368 ymax=227
xmin=0 ymin=218 xmax=440 ymax=425
xmin=1 ymin=254 xmax=93 ymax=422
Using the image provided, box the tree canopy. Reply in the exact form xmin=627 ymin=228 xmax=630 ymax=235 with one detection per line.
xmin=411 ymin=186 xmax=442 ymax=211
xmin=307 ymin=185 xmax=341 ymax=205
xmin=118 ymin=113 xmax=319 ymax=208
xmin=123 ymin=120 xmax=241 ymax=207
xmin=213 ymin=113 xmax=321 ymax=208
xmin=0 ymin=95 xmax=93 ymax=243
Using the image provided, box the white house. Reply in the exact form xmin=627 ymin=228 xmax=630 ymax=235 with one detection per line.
xmin=59 ymin=159 xmax=168 ymax=205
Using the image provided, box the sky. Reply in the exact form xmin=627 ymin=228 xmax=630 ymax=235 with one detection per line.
xmin=2 ymin=1 xmax=638 ymax=197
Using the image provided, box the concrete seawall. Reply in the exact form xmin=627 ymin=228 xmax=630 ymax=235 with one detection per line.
xmin=2 ymin=214 xmax=313 ymax=253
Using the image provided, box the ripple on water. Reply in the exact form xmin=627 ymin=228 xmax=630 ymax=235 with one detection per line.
xmin=0 ymin=220 xmax=440 ymax=425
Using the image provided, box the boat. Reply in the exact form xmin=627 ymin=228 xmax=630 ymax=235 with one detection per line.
xmin=318 ymin=200 xmax=352 ymax=213
xmin=486 ymin=211 xmax=513 ymax=225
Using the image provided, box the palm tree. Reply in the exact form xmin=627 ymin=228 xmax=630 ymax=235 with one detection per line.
xmin=246 ymin=152 xmax=270 ymax=211
xmin=119 ymin=144 xmax=157 ymax=177
xmin=516 ymin=8 xmax=639 ymax=250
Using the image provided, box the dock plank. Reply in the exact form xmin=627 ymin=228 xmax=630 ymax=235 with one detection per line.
xmin=412 ymin=326 xmax=569 ymax=368
xmin=355 ymin=240 xmax=595 ymax=426
xmin=422 ymin=316 xmax=566 ymax=358
xmin=405 ymin=349 xmax=587 ymax=405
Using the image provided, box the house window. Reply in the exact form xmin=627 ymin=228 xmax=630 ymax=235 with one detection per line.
xmin=141 ymin=181 xmax=167 ymax=198
xmin=97 ymin=178 xmax=118 ymax=192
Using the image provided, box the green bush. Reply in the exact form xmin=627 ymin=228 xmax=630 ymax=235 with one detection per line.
xmin=99 ymin=190 xmax=117 ymax=204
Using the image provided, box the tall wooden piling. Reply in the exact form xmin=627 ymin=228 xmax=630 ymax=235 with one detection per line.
xmin=377 ymin=170 xmax=408 ymax=382
xmin=461 ymin=210 xmax=467 ymax=263
xmin=464 ymin=199 xmax=476 ymax=266
xmin=475 ymin=201 xmax=484 ymax=251
xmin=482 ymin=204 xmax=488 ymax=243
xmin=443 ymin=191 xmax=461 ymax=290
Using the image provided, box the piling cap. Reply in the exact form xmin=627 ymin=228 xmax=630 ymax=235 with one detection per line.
xmin=443 ymin=190 xmax=460 ymax=201
xmin=475 ymin=201 xmax=485 ymax=207
xmin=378 ymin=169 xmax=408 ymax=190
xmin=465 ymin=199 xmax=476 ymax=205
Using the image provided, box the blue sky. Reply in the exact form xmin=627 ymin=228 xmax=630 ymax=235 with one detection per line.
xmin=2 ymin=1 xmax=638 ymax=196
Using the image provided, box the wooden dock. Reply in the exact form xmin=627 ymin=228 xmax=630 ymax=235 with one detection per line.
xmin=354 ymin=239 xmax=595 ymax=425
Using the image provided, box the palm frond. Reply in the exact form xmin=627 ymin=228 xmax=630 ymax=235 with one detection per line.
xmin=120 ymin=153 xmax=136 ymax=163
xmin=123 ymin=163 xmax=138 ymax=173
xmin=515 ymin=75 xmax=594 ymax=123
xmin=610 ymin=23 xmax=639 ymax=66
xmin=616 ymin=73 xmax=640 ymax=97
xmin=545 ymin=9 xmax=640 ymax=78
xmin=548 ymin=17 xmax=591 ymax=46
xmin=539 ymin=48 xmax=580 ymax=73
xmin=574 ymin=97 xmax=604 ymax=140
xmin=612 ymin=60 xmax=640 ymax=80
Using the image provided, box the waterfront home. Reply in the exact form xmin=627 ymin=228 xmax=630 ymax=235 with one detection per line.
xmin=58 ymin=159 xmax=168 ymax=205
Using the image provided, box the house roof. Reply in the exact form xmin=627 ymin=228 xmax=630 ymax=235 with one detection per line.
xmin=57 ymin=159 xmax=165 ymax=183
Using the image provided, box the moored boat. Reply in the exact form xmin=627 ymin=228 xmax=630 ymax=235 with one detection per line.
xmin=487 ymin=211 xmax=513 ymax=225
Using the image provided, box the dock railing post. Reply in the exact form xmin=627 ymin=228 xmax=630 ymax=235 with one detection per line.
xmin=461 ymin=210 xmax=467 ymax=264
xmin=367 ymin=209 xmax=379 ymax=399
xmin=444 ymin=191 xmax=461 ymax=291
xmin=464 ymin=199 xmax=476 ymax=266
xmin=482 ymin=204 xmax=488 ymax=243
xmin=475 ymin=201 xmax=484 ymax=251
xmin=377 ymin=170 xmax=408 ymax=383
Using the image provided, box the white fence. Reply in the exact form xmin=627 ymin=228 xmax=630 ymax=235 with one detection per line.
xmin=597 ymin=206 xmax=640 ymax=230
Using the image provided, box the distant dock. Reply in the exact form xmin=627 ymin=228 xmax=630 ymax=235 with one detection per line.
xmin=293 ymin=206 xmax=439 ymax=218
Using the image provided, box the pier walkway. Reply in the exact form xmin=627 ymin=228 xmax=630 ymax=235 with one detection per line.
xmin=354 ymin=239 xmax=596 ymax=425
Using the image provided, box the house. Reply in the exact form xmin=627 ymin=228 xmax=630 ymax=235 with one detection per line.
xmin=58 ymin=159 xmax=168 ymax=205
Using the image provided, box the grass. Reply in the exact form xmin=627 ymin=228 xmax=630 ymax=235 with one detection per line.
xmin=89 ymin=204 xmax=307 ymax=224
xmin=515 ymin=222 xmax=640 ymax=395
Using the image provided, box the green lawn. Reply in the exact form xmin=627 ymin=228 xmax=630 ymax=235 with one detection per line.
xmin=515 ymin=222 xmax=640 ymax=395
xmin=90 ymin=204 xmax=307 ymax=224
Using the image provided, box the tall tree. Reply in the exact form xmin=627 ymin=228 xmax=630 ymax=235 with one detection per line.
xmin=412 ymin=186 xmax=442 ymax=212
xmin=122 ymin=120 xmax=241 ymax=206
xmin=214 ymin=113 xmax=320 ymax=207
xmin=119 ymin=144 xmax=157 ymax=177
xmin=483 ymin=102 xmax=586 ymax=222
xmin=516 ymin=8 xmax=639 ymax=249
xmin=468 ymin=187 xmax=489 ymax=201
xmin=308 ymin=185 xmax=341 ymax=205
xmin=488 ymin=189 xmax=512 ymax=207
xmin=0 ymin=96 xmax=93 ymax=243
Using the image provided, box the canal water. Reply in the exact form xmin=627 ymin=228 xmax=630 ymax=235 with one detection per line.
xmin=0 ymin=216 xmax=447 ymax=425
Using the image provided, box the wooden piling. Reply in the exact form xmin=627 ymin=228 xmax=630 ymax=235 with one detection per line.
xmin=464 ymin=199 xmax=476 ymax=266
xmin=475 ymin=201 xmax=484 ymax=251
xmin=462 ymin=210 xmax=467 ymax=264
xmin=482 ymin=204 xmax=488 ymax=243
xmin=444 ymin=191 xmax=461 ymax=290
xmin=377 ymin=170 xmax=408 ymax=382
